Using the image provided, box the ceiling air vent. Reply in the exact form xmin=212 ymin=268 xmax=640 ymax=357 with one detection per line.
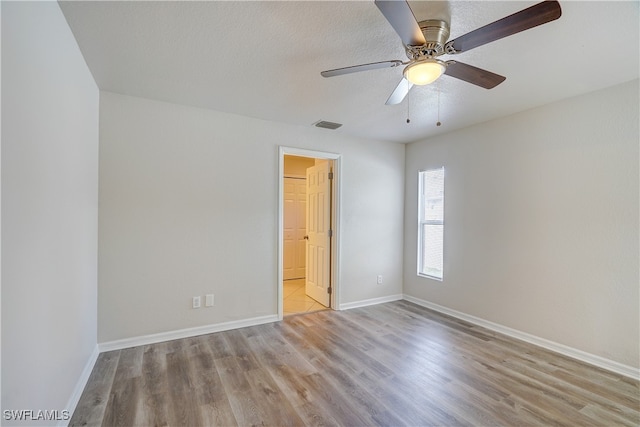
xmin=314 ymin=120 xmax=342 ymax=130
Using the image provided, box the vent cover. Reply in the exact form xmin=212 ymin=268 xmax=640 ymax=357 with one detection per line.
xmin=314 ymin=120 xmax=342 ymax=130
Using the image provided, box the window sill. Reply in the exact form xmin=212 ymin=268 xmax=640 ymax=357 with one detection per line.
xmin=418 ymin=273 xmax=443 ymax=282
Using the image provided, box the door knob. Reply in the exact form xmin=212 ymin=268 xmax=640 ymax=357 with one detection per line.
xmin=303 ymin=235 xmax=309 ymax=240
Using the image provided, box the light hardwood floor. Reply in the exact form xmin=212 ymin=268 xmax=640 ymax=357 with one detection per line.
xmin=71 ymin=301 xmax=639 ymax=426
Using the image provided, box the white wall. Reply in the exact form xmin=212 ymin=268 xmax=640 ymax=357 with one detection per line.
xmin=98 ymin=92 xmax=405 ymax=343
xmin=1 ymin=1 xmax=99 ymax=423
xmin=404 ymin=79 xmax=639 ymax=369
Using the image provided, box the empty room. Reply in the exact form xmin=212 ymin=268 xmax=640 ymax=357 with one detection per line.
xmin=1 ymin=1 xmax=638 ymax=426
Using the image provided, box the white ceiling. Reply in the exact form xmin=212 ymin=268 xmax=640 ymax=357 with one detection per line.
xmin=59 ymin=1 xmax=639 ymax=144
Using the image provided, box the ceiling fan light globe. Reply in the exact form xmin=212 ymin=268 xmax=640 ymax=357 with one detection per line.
xmin=404 ymin=60 xmax=446 ymax=85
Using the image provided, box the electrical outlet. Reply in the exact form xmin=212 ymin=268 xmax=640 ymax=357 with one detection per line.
xmin=192 ymin=296 xmax=201 ymax=309
xmin=377 ymin=275 xmax=383 ymax=285
xmin=205 ymin=294 xmax=214 ymax=307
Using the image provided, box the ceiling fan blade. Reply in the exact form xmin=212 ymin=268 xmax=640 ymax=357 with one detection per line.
xmin=444 ymin=61 xmax=506 ymax=89
xmin=375 ymin=0 xmax=426 ymax=47
xmin=447 ymin=1 xmax=561 ymax=53
xmin=321 ymin=60 xmax=404 ymax=78
xmin=386 ymin=78 xmax=413 ymax=105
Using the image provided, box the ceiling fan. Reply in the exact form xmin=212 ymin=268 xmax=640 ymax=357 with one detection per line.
xmin=321 ymin=0 xmax=561 ymax=105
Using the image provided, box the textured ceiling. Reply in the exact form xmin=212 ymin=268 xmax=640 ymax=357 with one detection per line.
xmin=59 ymin=1 xmax=639 ymax=144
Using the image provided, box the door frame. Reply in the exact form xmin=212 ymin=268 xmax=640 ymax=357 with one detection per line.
xmin=277 ymin=146 xmax=341 ymax=320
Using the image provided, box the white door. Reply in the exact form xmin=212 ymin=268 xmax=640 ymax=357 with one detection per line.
xmin=283 ymin=177 xmax=306 ymax=280
xmin=306 ymin=161 xmax=332 ymax=307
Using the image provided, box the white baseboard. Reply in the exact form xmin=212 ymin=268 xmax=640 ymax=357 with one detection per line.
xmin=403 ymin=294 xmax=640 ymax=381
xmin=98 ymin=315 xmax=279 ymax=352
xmin=61 ymin=344 xmax=100 ymax=426
xmin=339 ymin=294 xmax=403 ymax=311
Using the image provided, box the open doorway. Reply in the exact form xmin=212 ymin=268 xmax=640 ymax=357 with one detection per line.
xmin=278 ymin=147 xmax=340 ymax=319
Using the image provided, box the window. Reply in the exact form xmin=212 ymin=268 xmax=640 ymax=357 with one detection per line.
xmin=418 ymin=168 xmax=444 ymax=280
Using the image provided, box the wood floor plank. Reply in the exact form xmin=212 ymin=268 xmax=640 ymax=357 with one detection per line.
xmin=318 ymin=313 xmax=474 ymax=425
xmin=184 ymin=338 xmax=237 ymax=426
xmin=137 ymin=343 xmax=170 ymax=427
xmin=243 ymin=368 xmax=305 ymax=426
xmin=101 ymin=377 xmax=141 ymax=427
xmin=290 ymin=313 xmax=395 ymax=379
xmin=244 ymin=332 xmax=315 ymax=409
xmin=69 ymin=351 xmax=120 ymax=427
xmin=72 ymin=301 xmax=640 ymax=426
xmin=204 ymin=332 xmax=234 ymax=360
xmin=101 ymin=347 xmax=144 ymax=427
xmin=579 ymin=403 xmax=640 ymax=427
xmin=296 ymin=372 xmax=376 ymax=426
xmin=214 ymin=355 xmax=270 ymax=426
xmin=253 ymin=323 xmax=318 ymax=377
xmin=165 ymin=347 xmax=203 ymax=427
xmin=222 ymin=329 xmax=261 ymax=372
xmin=278 ymin=320 xmax=389 ymax=425
xmin=284 ymin=316 xmax=410 ymax=426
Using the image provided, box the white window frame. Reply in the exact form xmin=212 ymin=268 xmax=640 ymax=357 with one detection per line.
xmin=418 ymin=167 xmax=444 ymax=280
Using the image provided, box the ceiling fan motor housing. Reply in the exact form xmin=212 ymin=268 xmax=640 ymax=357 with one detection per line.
xmin=406 ymin=20 xmax=450 ymax=59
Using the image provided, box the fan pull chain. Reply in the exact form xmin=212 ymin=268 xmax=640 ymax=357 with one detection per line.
xmin=406 ymin=80 xmax=411 ymax=124
xmin=436 ymin=87 xmax=442 ymax=127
